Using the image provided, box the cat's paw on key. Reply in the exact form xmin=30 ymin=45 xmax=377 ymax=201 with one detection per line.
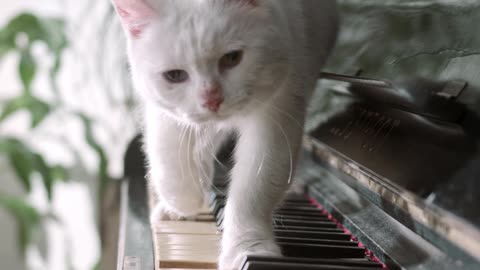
xmin=150 ymin=203 xmax=186 ymax=222
xmin=219 ymin=239 xmax=281 ymax=269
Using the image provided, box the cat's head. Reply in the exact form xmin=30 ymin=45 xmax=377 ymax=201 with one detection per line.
xmin=112 ymin=0 xmax=289 ymax=124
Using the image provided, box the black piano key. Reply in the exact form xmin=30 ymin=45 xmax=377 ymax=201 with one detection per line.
xmin=212 ymin=178 xmax=228 ymax=188
xmin=210 ymin=193 xmax=224 ymax=202
xmin=212 ymin=202 xmax=224 ymax=216
xmin=274 ymin=230 xmax=352 ymax=241
xmin=243 ymin=261 xmax=383 ymax=270
xmin=208 ymin=193 xmax=224 ymax=206
xmin=216 ymin=208 xmax=225 ymax=228
xmin=241 ymin=256 xmax=383 ymax=270
xmin=275 ymin=237 xmax=359 ymax=247
xmin=275 ymin=210 xmax=328 ymax=218
xmin=210 ymin=201 xmax=223 ymax=211
xmin=216 ymin=223 xmax=342 ymax=234
xmin=274 ymin=214 xmax=331 ymax=222
xmin=217 ymin=217 xmax=338 ymax=232
xmin=274 ymin=219 xmax=338 ymax=228
xmin=208 ymin=190 xmax=385 ymax=270
xmin=282 ymin=200 xmax=312 ymax=205
xmin=280 ymin=242 xmax=366 ymax=259
xmin=213 ymin=201 xmax=226 ymax=216
xmin=281 ymin=202 xmax=318 ymax=208
xmin=274 ymin=226 xmax=344 ymax=233
xmin=216 ymin=206 xmax=224 ymax=218
xmin=279 ymin=206 xmax=328 ymax=213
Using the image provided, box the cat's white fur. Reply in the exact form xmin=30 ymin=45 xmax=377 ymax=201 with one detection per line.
xmin=111 ymin=0 xmax=338 ymax=268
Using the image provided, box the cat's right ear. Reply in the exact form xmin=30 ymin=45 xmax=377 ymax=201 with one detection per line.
xmin=111 ymin=0 xmax=155 ymax=38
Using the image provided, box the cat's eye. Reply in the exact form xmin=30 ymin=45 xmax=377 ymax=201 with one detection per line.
xmin=163 ymin=70 xmax=189 ymax=83
xmin=219 ymin=50 xmax=243 ymax=70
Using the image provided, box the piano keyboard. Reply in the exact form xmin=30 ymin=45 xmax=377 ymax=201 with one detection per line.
xmin=151 ymin=188 xmax=386 ymax=270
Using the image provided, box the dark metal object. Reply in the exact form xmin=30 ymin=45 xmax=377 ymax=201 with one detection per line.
xmin=320 ymin=72 xmax=393 ymax=88
xmin=319 ymin=72 xmax=468 ymax=122
xmin=437 ymin=80 xmax=468 ymax=100
xmin=117 ymin=136 xmax=154 ymax=270
xmin=306 ymin=73 xmax=480 ymax=266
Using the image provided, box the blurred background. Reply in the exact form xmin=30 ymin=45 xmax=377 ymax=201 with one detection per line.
xmin=1 ymin=0 xmax=480 ymax=270
xmin=0 ymin=1 xmax=136 ymax=269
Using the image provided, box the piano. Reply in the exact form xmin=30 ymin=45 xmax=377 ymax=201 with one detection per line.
xmin=116 ymin=70 xmax=480 ymax=270
xmin=115 ymin=2 xmax=480 ymax=269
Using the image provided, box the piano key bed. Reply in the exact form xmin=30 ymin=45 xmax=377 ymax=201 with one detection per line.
xmin=152 ymin=185 xmax=386 ymax=270
xmin=120 ymin=136 xmax=474 ymax=270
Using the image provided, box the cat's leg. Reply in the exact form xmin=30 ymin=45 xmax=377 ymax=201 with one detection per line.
xmin=145 ymin=112 xmax=213 ymax=222
xmin=219 ymin=100 xmax=305 ymax=269
xmin=191 ymin=128 xmax=230 ymax=205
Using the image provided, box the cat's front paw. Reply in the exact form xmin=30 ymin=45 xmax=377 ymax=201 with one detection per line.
xmin=219 ymin=238 xmax=281 ymax=269
xmin=150 ymin=203 xmax=185 ymax=223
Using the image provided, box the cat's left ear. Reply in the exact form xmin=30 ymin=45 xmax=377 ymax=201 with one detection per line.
xmin=111 ymin=0 xmax=156 ymax=38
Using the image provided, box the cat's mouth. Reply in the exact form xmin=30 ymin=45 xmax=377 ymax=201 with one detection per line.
xmin=179 ymin=98 xmax=252 ymax=124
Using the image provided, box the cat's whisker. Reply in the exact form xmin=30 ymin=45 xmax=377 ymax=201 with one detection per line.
xmin=256 ymin=153 xmax=266 ymax=178
xmin=178 ymin=124 xmax=189 ymax=182
xmin=194 ymin=129 xmax=228 ymax=198
xmin=203 ymin=130 xmax=228 ymax=170
xmin=211 ymin=151 xmax=226 ymax=169
xmin=272 ymin=213 xmax=282 ymax=227
xmin=197 ymin=129 xmax=228 ymax=196
xmin=194 ymin=129 xmax=212 ymax=186
xmin=186 ymin=128 xmax=198 ymax=191
xmin=264 ymin=113 xmax=294 ymax=185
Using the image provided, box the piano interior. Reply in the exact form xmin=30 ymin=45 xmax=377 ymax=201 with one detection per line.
xmin=117 ymin=2 xmax=480 ymax=270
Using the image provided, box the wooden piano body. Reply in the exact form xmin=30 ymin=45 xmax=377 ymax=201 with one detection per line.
xmin=116 ymin=2 xmax=480 ymax=269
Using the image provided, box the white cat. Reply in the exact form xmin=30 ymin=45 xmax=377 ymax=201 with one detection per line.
xmin=111 ymin=0 xmax=338 ymax=268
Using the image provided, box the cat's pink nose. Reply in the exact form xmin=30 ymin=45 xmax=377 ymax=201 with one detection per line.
xmin=204 ymin=98 xmax=224 ymax=112
xmin=201 ymin=87 xmax=224 ymax=113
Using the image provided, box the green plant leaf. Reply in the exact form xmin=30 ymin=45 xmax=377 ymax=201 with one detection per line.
xmin=0 ymin=96 xmax=29 ymax=123
xmin=0 ymin=13 xmax=67 ymax=50
xmin=49 ymin=55 xmax=62 ymax=96
xmin=0 ymin=94 xmax=51 ymax=128
xmin=1 ymin=14 xmax=43 ymax=42
xmin=38 ymin=18 xmax=68 ymax=53
xmin=33 ymin=154 xmax=55 ymax=200
xmin=0 ymin=194 xmax=42 ymax=254
xmin=0 ymin=13 xmax=68 ymax=97
xmin=9 ymin=149 xmax=35 ymax=192
xmin=0 ymin=43 xmax=12 ymax=58
xmin=0 ymin=138 xmax=66 ymax=199
xmin=50 ymin=165 xmax=68 ymax=182
xmin=19 ymin=49 xmax=36 ymax=93
xmin=0 ymin=138 xmax=34 ymax=192
xmin=76 ymin=113 xmax=110 ymax=196
xmin=0 ymin=28 xmax=15 ymax=58
xmin=28 ymin=97 xmax=50 ymax=128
